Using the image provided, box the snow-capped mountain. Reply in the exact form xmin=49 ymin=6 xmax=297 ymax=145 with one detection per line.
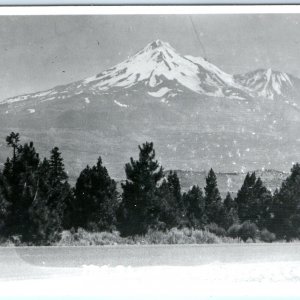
xmin=1 ymin=40 xmax=300 ymax=179
xmin=1 ymin=40 xmax=253 ymax=106
xmin=2 ymin=40 xmax=299 ymax=106
xmin=234 ymin=68 xmax=300 ymax=101
xmin=81 ymin=40 xmax=251 ymax=100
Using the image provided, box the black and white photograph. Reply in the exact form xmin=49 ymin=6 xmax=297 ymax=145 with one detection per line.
xmin=0 ymin=5 xmax=300 ymax=298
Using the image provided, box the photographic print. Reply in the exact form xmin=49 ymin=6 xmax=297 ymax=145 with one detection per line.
xmin=0 ymin=5 xmax=300 ymax=298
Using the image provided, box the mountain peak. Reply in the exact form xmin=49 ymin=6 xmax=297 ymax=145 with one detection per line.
xmin=143 ymin=39 xmax=176 ymax=54
xmin=1 ymin=39 xmax=254 ymax=104
xmin=2 ymin=40 xmax=299 ymax=106
xmin=149 ymin=39 xmax=165 ymax=49
xmin=266 ymin=68 xmax=273 ymax=77
xmin=254 ymin=68 xmax=289 ymax=78
xmin=234 ymin=68 xmax=294 ymax=100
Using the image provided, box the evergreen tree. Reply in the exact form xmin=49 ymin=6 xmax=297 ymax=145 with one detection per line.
xmin=0 ymin=135 xmax=21 ymax=237
xmin=222 ymin=192 xmax=239 ymax=229
xmin=1 ymin=139 xmax=40 ymax=240
xmin=29 ymin=148 xmax=72 ymax=244
xmin=183 ymin=185 xmax=205 ymax=229
xmin=235 ymin=172 xmax=256 ymax=223
xmin=118 ymin=142 xmax=164 ymax=236
xmin=0 ymin=171 xmax=10 ymax=237
xmin=15 ymin=142 xmax=40 ymax=240
xmin=49 ymin=147 xmax=67 ymax=184
xmin=0 ymin=134 xmax=73 ymax=244
xmin=167 ymin=171 xmax=185 ymax=222
xmin=224 ymin=192 xmax=234 ymax=211
xmin=48 ymin=147 xmax=72 ymax=229
xmin=73 ymin=157 xmax=118 ymax=232
xmin=5 ymin=132 xmax=20 ymax=163
xmin=235 ymin=172 xmax=272 ymax=228
xmin=271 ymin=164 xmax=300 ymax=240
xmin=252 ymin=177 xmax=273 ymax=228
xmin=204 ymin=169 xmax=223 ymax=225
xmin=29 ymin=158 xmax=58 ymax=244
xmin=157 ymin=179 xmax=179 ymax=229
xmin=156 ymin=172 xmax=185 ymax=229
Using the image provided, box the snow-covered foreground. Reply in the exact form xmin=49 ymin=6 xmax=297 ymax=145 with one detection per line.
xmin=1 ymin=244 xmax=300 ymax=298
xmin=1 ymin=260 xmax=300 ymax=298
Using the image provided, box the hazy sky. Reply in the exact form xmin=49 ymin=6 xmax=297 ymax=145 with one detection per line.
xmin=1 ymin=14 xmax=300 ymax=99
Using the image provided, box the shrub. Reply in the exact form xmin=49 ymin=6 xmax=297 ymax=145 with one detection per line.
xmin=0 ymin=236 xmax=17 ymax=247
xmin=260 ymin=228 xmax=276 ymax=243
xmin=143 ymin=229 xmax=168 ymax=244
xmin=138 ymin=228 xmax=221 ymax=244
xmin=57 ymin=228 xmax=127 ymax=246
xmin=141 ymin=228 xmax=236 ymax=244
xmin=227 ymin=222 xmax=260 ymax=242
xmin=58 ymin=230 xmax=76 ymax=245
xmin=220 ymin=236 xmax=241 ymax=243
xmin=166 ymin=228 xmax=192 ymax=244
xmin=193 ymin=230 xmax=221 ymax=244
xmin=227 ymin=224 xmax=241 ymax=239
xmin=205 ymin=223 xmax=227 ymax=237
xmin=9 ymin=235 xmax=23 ymax=246
xmin=56 ymin=227 xmax=241 ymax=246
xmin=238 ymin=221 xmax=259 ymax=242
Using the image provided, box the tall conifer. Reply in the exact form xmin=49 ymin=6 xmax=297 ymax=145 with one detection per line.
xmin=119 ymin=142 xmax=164 ymax=236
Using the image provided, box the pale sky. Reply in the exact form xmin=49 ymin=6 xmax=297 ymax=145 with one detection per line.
xmin=1 ymin=14 xmax=300 ymax=99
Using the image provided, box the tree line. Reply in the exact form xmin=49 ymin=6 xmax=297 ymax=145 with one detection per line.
xmin=0 ymin=132 xmax=300 ymax=245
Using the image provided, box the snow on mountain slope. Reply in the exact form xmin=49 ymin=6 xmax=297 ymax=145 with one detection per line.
xmin=82 ymin=40 xmax=250 ymax=98
xmin=1 ymin=40 xmax=300 ymax=110
xmin=184 ymin=55 xmax=251 ymax=98
xmin=148 ymin=87 xmax=172 ymax=98
xmin=0 ymin=40 xmax=254 ymax=106
xmin=234 ymin=68 xmax=295 ymax=100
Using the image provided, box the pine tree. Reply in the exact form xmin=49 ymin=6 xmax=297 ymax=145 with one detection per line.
xmin=167 ymin=171 xmax=185 ymax=222
xmin=224 ymin=192 xmax=234 ymax=211
xmin=235 ymin=172 xmax=272 ymax=228
xmin=15 ymin=142 xmax=40 ymax=241
xmin=29 ymin=148 xmax=72 ymax=244
xmin=1 ymin=134 xmax=22 ymax=237
xmin=235 ymin=172 xmax=256 ymax=223
xmin=0 ymin=171 xmax=10 ymax=238
xmin=222 ymin=192 xmax=239 ymax=229
xmin=271 ymin=164 xmax=300 ymax=240
xmin=72 ymin=165 xmax=91 ymax=229
xmin=49 ymin=147 xmax=67 ymax=184
xmin=118 ymin=142 xmax=164 ymax=236
xmin=156 ymin=173 xmax=186 ymax=230
xmin=73 ymin=157 xmax=118 ymax=232
xmin=252 ymin=177 xmax=273 ymax=228
xmin=156 ymin=179 xmax=178 ymax=229
xmin=6 ymin=132 xmax=20 ymax=163
xmin=29 ymin=158 xmax=57 ymax=244
xmin=204 ymin=168 xmax=223 ymax=225
xmin=183 ymin=185 xmax=205 ymax=229
xmin=1 ymin=139 xmax=40 ymax=240
xmin=48 ymin=147 xmax=72 ymax=229
xmin=0 ymin=134 xmax=74 ymax=244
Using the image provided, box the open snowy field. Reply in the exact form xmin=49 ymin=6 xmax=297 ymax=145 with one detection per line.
xmin=0 ymin=243 xmax=300 ymax=298
xmin=1 ymin=262 xmax=300 ymax=298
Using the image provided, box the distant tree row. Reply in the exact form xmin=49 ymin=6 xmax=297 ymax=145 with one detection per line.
xmin=0 ymin=132 xmax=300 ymax=245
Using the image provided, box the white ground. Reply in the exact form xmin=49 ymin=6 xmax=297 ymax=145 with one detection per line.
xmin=1 ymin=260 xmax=300 ymax=297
